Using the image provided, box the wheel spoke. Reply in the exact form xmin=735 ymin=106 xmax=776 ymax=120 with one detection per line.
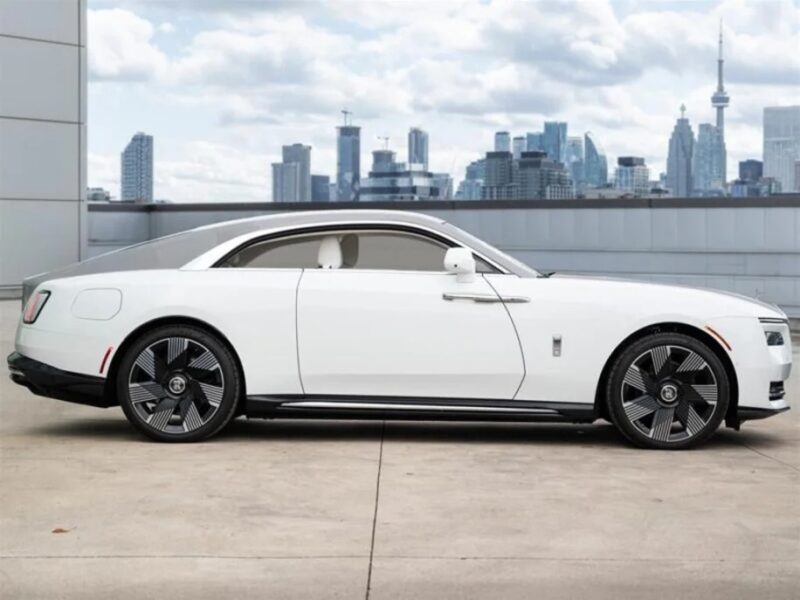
xmin=676 ymin=351 xmax=706 ymax=373
xmin=148 ymin=398 xmax=178 ymax=431
xmin=690 ymin=384 xmax=717 ymax=405
xmin=198 ymin=382 xmax=224 ymax=407
xmin=623 ymin=365 xmax=648 ymax=392
xmin=188 ymin=350 xmax=219 ymax=372
xmin=167 ymin=337 xmax=189 ymax=369
xmin=128 ymin=382 xmax=165 ymax=404
xmin=676 ymin=399 xmax=706 ymax=436
xmin=650 ymin=407 xmax=675 ymax=442
xmin=133 ymin=349 xmax=156 ymax=380
xmin=650 ymin=346 xmax=670 ymax=377
xmin=624 ymin=394 xmax=660 ymax=422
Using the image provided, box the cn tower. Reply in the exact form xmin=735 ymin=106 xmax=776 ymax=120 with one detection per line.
xmin=710 ymin=22 xmax=729 ymax=180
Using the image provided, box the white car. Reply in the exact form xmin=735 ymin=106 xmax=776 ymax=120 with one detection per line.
xmin=8 ymin=210 xmax=792 ymax=448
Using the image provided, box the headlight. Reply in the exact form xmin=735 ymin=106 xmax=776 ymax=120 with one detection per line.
xmin=759 ymin=317 xmax=788 ymax=347
xmin=22 ymin=290 xmax=50 ymax=324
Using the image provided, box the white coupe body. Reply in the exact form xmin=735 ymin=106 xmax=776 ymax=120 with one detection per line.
xmin=9 ymin=210 xmax=792 ymax=448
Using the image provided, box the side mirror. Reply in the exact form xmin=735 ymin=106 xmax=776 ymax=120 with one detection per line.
xmin=444 ymin=247 xmax=476 ymax=283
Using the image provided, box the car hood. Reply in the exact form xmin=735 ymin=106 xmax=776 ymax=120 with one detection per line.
xmin=550 ymin=273 xmax=787 ymax=320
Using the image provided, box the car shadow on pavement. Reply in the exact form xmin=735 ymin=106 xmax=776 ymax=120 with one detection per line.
xmin=21 ymin=415 xmax=789 ymax=450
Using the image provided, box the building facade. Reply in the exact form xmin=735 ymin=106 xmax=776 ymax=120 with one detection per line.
xmin=281 ymin=143 xmax=311 ymax=202
xmin=512 ymin=136 xmax=525 ymax=160
xmin=526 ymin=132 xmax=544 ymax=153
xmin=482 ymin=151 xmax=516 ymax=200
xmin=583 ymin=132 xmax=608 ymax=188
xmin=739 ymin=159 xmax=763 ymax=182
xmin=494 ymin=131 xmax=510 ymax=152
xmin=271 ymin=162 xmax=300 ymax=203
xmin=336 ymin=125 xmax=361 ymax=201
xmin=121 ymin=132 xmax=154 ymax=203
xmin=615 ymin=156 xmax=650 ymax=196
xmin=543 ymin=121 xmax=567 ymax=164
xmin=565 ymin=136 xmax=584 ymax=193
xmin=693 ymin=123 xmax=725 ymax=195
xmin=517 ymin=151 xmax=572 ymax=200
xmin=408 ymin=127 xmax=429 ymax=170
xmin=359 ymin=150 xmax=444 ymax=201
xmin=311 ymin=174 xmax=330 ymax=202
xmin=763 ymin=106 xmax=800 ymax=193
xmin=666 ymin=107 xmax=694 ymax=197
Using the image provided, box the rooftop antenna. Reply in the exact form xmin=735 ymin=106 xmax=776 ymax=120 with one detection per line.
xmin=341 ymin=109 xmax=352 ymax=126
xmin=377 ymin=135 xmax=390 ymax=150
xmin=680 ymin=103 xmax=686 ymax=119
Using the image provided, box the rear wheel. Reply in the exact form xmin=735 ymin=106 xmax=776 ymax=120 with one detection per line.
xmin=117 ymin=325 xmax=241 ymax=442
xmin=606 ymin=333 xmax=729 ymax=450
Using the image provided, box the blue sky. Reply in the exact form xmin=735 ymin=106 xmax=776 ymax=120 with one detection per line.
xmin=87 ymin=0 xmax=800 ymax=202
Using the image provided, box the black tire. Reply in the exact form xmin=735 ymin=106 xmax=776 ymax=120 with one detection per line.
xmin=117 ymin=325 xmax=241 ymax=442
xmin=606 ymin=332 xmax=729 ymax=450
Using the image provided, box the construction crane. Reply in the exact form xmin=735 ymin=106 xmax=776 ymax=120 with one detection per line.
xmin=377 ymin=136 xmax=390 ymax=150
xmin=341 ymin=109 xmax=352 ymax=126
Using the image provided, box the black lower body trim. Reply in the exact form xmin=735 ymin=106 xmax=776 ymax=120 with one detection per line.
xmin=7 ymin=352 xmax=114 ymax=408
xmin=245 ymin=394 xmax=596 ymax=423
xmin=736 ymin=406 xmax=790 ymax=423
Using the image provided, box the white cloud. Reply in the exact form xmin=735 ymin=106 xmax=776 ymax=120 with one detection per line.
xmin=88 ymin=9 xmax=168 ymax=81
xmin=158 ymin=22 xmax=175 ymax=34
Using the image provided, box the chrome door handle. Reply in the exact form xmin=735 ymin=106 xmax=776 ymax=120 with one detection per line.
xmin=442 ymin=293 xmax=530 ymax=304
xmin=442 ymin=292 xmax=501 ymax=303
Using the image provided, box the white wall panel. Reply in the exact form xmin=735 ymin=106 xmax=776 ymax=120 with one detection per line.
xmin=0 ymin=0 xmax=80 ymax=45
xmin=0 ymin=36 xmax=79 ymax=121
xmin=0 ymin=119 xmax=79 ymax=200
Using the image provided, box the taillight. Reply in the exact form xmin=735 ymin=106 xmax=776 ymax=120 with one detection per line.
xmin=22 ymin=291 xmax=50 ymax=324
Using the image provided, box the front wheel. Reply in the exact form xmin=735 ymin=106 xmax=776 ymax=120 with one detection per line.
xmin=117 ymin=325 xmax=241 ymax=442
xmin=606 ymin=333 xmax=729 ymax=450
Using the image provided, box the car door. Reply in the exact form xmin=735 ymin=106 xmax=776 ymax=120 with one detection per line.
xmin=296 ymin=228 xmax=524 ymax=400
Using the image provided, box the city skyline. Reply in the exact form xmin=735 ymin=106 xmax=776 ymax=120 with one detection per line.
xmin=86 ymin=0 xmax=799 ymax=202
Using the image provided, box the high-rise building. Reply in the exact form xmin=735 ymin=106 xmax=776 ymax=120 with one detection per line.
xmin=666 ymin=105 xmax=694 ymax=197
xmin=494 ymin=131 xmax=511 ymax=152
xmin=526 ymin=132 xmax=544 ymax=153
xmin=565 ymin=136 xmax=584 ymax=192
xmin=121 ymin=132 xmax=153 ymax=203
xmin=584 ymin=132 xmax=608 ymax=187
xmin=455 ymin=158 xmax=486 ymax=201
xmin=282 ymin=143 xmax=311 ymax=202
xmin=542 ymin=121 xmax=567 ymax=164
xmin=517 ymin=151 xmax=572 ymax=200
xmin=87 ymin=187 xmax=111 ymax=202
xmin=512 ymin=136 xmax=526 ymax=160
xmin=615 ymin=156 xmax=650 ymax=196
xmin=359 ymin=149 xmax=444 ymax=201
xmin=763 ymin=106 xmax=800 ymax=193
xmin=693 ymin=123 xmax=725 ymax=194
xmin=432 ymin=173 xmax=453 ymax=200
xmin=710 ymin=24 xmax=730 ymax=181
xmin=408 ymin=127 xmax=429 ymax=170
xmin=482 ymin=151 xmax=516 ymax=200
xmin=739 ymin=159 xmax=763 ymax=183
xmin=272 ymin=162 xmax=300 ymax=202
xmin=311 ymin=174 xmax=330 ymax=202
xmin=336 ymin=124 xmax=361 ymax=201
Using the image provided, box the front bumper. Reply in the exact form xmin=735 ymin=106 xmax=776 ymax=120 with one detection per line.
xmin=7 ymin=352 xmax=114 ymax=408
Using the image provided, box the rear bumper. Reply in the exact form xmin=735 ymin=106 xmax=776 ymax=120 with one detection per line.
xmin=7 ymin=352 xmax=114 ymax=408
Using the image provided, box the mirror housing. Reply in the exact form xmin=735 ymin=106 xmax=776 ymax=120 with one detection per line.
xmin=444 ymin=247 xmax=476 ymax=283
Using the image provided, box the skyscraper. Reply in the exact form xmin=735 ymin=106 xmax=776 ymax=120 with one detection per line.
xmin=615 ymin=157 xmax=650 ymax=195
xmin=494 ymin=131 xmax=510 ymax=152
xmin=336 ymin=123 xmax=361 ymax=201
xmin=121 ymin=132 xmax=153 ymax=203
xmin=693 ymin=124 xmax=724 ymax=194
xmin=359 ymin=149 xmax=443 ymax=201
xmin=526 ymin=132 xmax=544 ymax=153
xmin=481 ymin=151 xmax=515 ymax=200
xmin=408 ymin=127 xmax=429 ymax=170
xmin=272 ymin=162 xmax=300 ymax=203
xmin=517 ymin=151 xmax=572 ymax=200
xmin=763 ymin=106 xmax=800 ymax=193
xmin=565 ymin=136 xmax=584 ymax=192
xmin=542 ymin=122 xmax=567 ymax=165
xmin=512 ymin=136 xmax=526 ymax=160
xmin=282 ymin=143 xmax=311 ymax=202
xmin=666 ymin=105 xmax=695 ymax=197
xmin=738 ymin=159 xmax=763 ymax=182
xmin=710 ymin=24 xmax=730 ymax=181
xmin=584 ymin=132 xmax=608 ymax=187
xmin=455 ymin=158 xmax=486 ymax=200
xmin=311 ymin=174 xmax=330 ymax=202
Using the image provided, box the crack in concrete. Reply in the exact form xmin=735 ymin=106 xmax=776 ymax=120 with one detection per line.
xmin=364 ymin=420 xmax=385 ymax=600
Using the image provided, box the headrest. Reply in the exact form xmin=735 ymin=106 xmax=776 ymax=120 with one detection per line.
xmin=317 ymin=236 xmax=342 ymax=269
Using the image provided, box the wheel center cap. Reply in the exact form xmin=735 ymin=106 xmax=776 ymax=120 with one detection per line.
xmin=168 ymin=375 xmax=187 ymax=395
xmin=659 ymin=383 xmax=679 ymax=404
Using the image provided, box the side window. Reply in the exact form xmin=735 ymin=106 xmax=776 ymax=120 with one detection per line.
xmin=218 ymin=228 xmax=500 ymax=273
xmin=219 ymin=235 xmax=323 ymax=268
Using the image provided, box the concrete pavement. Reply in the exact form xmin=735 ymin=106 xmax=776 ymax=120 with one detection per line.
xmin=1 ymin=299 xmax=798 ymax=599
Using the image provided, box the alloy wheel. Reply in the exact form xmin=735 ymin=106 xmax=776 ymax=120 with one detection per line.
xmin=127 ymin=337 xmax=225 ymax=434
xmin=620 ymin=344 xmax=719 ymax=443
